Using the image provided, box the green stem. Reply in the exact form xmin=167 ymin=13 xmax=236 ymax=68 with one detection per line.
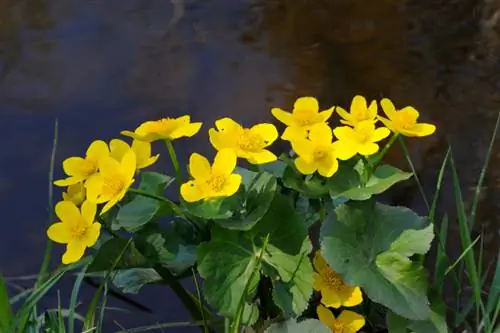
xmin=371 ymin=133 xmax=399 ymax=169
xmin=127 ymin=188 xmax=187 ymax=219
xmin=192 ymin=268 xmax=209 ymax=333
xmin=165 ymin=140 xmax=183 ymax=185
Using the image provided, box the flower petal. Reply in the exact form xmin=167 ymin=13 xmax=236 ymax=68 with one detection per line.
xmin=340 ymin=286 xmax=363 ymax=307
xmin=281 ymin=126 xmax=307 ymax=141
xmin=120 ymin=130 xmax=148 ymax=142
xmin=86 ymin=140 xmax=109 ymax=160
xmin=351 ymin=95 xmax=367 ymax=114
xmin=400 ymin=106 xmax=420 ymax=122
xmin=180 ymin=181 xmax=206 ymax=202
xmin=209 ymin=129 xmax=230 ymax=151
xmin=319 ymin=107 xmax=334 ymax=122
xmin=309 ymin=123 xmax=333 ymax=144
xmin=101 ymin=196 xmax=120 ymax=215
xmin=47 ymin=222 xmax=72 ymax=244
xmin=372 ymin=127 xmax=391 ymax=142
xmin=358 ymin=143 xmax=379 ymax=156
xmin=368 ymin=99 xmax=378 ymax=119
xmin=170 ymin=122 xmax=203 ymax=139
xmin=55 ymin=201 xmax=81 ymax=222
xmin=336 ymin=106 xmax=353 ymax=124
xmin=271 ymin=108 xmax=293 ymax=126
xmin=62 ymin=157 xmax=91 ymax=177
xmin=313 ymin=251 xmax=329 ymax=272
xmin=412 ymin=123 xmax=436 ymax=137
xmin=313 ymin=272 xmax=325 ymax=291
xmin=131 ymin=140 xmax=151 ymax=164
xmin=317 ymin=155 xmax=339 ymax=178
xmin=295 ymin=157 xmax=317 ymax=175
xmin=380 ymin=98 xmax=397 ymax=120
xmin=81 ymin=200 xmax=96 ymax=225
xmin=82 ymin=223 xmax=101 ymax=247
xmin=294 ymin=97 xmax=319 ymax=113
xmin=189 ymin=153 xmax=212 ymax=179
xmin=139 ymin=155 xmax=159 ymax=169
xmin=222 ymin=174 xmax=242 ymax=197
xmin=291 ymin=138 xmax=315 ymax=157
xmin=121 ymin=150 xmax=137 ymax=181
xmin=109 ymin=139 xmax=130 ymax=162
xmin=333 ymin=126 xmax=354 ymax=141
xmin=84 ymin=174 xmax=104 ymax=202
xmin=62 ymin=240 xmax=86 ymax=264
xmin=215 ymin=118 xmax=242 ymax=133
xmin=338 ymin=310 xmax=365 ymax=332
xmin=98 ymin=156 xmax=122 ymax=176
xmin=321 ymin=287 xmax=343 ymax=308
xmin=316 ymin=305 xmax=336 ymax=330
xmin=212 ymin=149 xmax=237 ymax=175
xmin=378 ymin=116 xmax=396 ymax=132
xmin=247 ymin=149 xmax=277 ymax=164
xmin=251 ymin=123 xmax=278 ymax=146
xmin=332 ymin=141 xmax=357 ymax=160
xmin=54 ymin=177 xmax=83 ymax=187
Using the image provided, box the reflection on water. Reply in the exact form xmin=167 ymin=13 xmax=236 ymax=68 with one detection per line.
xmin=1 ymin=0 xmax=499 ymax=330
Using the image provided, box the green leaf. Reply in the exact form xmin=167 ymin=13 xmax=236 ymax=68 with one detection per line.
xmin=114 ymin=172 xmax=174 ymax=232
xmin=215 ymin=169 xmax=277 ymax=230
xmin=112 ymin=268 xmax=162 ymax=294
xmin=329 ymin=163 xmax=412 ymax=201
xmin=135 ymin=224 xmax=196 ymax=276
xmin=320 ymin=200 xmax=433 ymax=320
xmin=258 ymin=160 xmax=287 ymax=178
xmin=88 ymin=238 xmax=149 ymax=272
xmin=197 ymin=194 xmax=313 ymax=323
xmin=0 ymin=274 xmax=13 ymax=331
xmin=181 ymin=196 xmax=236 ymax=220
xmin=282 ymin=165 xmax=329 ymax=198
xmin=264 ymin=318 xmax=330 ymax=333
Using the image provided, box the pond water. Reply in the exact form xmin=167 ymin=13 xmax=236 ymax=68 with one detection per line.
xmin=1 ymin=0 xmax=499 ymax=331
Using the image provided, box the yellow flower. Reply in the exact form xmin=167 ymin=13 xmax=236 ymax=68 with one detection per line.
xmin=85 ymin=150 xmax=137 ymax=215
xmin=317 ymin=305 xmax=365 ymax=333
xmin=121 ymin=116 xmax=202 ymax=142
xmin=333 ymin=121 xmax=390 ymax=159
xmin=110 ymin=139 xmax=159 ymax=170
xmin=271 ymin=97 xmax=334 ymax=141
xmin=336 ymin=95 xmax=378 ymax=127
xmin=313 ymin=252 xmax=363 ymax=308
xmin=62 ymin=183 xmax=86 ymax=206
xmin=208 ymin=118 xmax=278 ymax=164
xmin=291 ymin=123 xmax=340 ymax=178
xmin=47 ymin=200 xmax=101 ymax=264
xmin=379 ymin=98 xmax=436 ymax=137
xmin=54 ymin=140 xmax=110 ymax=186
xmin=180 ymin=149 xmax=242 ymax=202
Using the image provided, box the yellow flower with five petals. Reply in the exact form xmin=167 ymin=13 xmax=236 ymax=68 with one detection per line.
xmin=209 ymin=118 xmax=278 ymax=164
xmin=180 ymin=149 xmax=242 ymax=202
xmin=333 ymin=121 xmax=390 ymax=159
xmin=313 ymin=251 xmax=363 ymax=308
xmin=379 ymin=98 xmax=436 ymax=137
xmin=47 ymin=200 xmax=101 ymax=264
xmin=85 ymin=150 xmax=136 ymax=215
xmin=291 ymin=123 xmax=340 ymax=178
xmin=271 ymin=97 xmax=334 ymax=141
xmin=62 ymin=183 xmax=86 ymax=206
xmin=121 ymin=116 xmax=202 ymax=142
xmin=336 ymin=95 xmax=378 ymax=127
xmin=317 ymin=305 xmax=365 ymax=333
xmin=110 ymin=139 xmax=159 ymax=170
xmin=54 ymin=140 xmax=110 ymax=187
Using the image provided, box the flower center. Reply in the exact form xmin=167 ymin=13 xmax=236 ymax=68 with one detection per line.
xmin=322 ymin=268 xmax=345 ymax=292
xmin=395 ymin=111 xmax=417 ymax=129
xmin=293 ymin=109 xmax=318 ymax=126
xmin=313 ymin=149 xmax=328 ymax=161
xmin=333 ymin=321 xmax=346 ymax=333
xmin=207 ymin=175 xmax=226 ymax=192
xmin=238 ymin=130 xmax=264 ymax=151
xmin=70 ymin=223 xmax=88 ymax=239
xmin=145 ymin=118 xmax=176 ymax=134
xmin=352 ymin=108 xmax=369 ymax=122
xmin=81 ymin=160 xmax=98 ymax=177
xmin=102 ymin=176 xmax=125 ymax=197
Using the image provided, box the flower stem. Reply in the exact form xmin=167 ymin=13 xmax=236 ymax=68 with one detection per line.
xmin=370 ymin=133 xmax=399 ymax=169
xmin=165 ymin=140 xmax=183 ymax=185
xmin=127 ymin=188 xmax=187 ymax=219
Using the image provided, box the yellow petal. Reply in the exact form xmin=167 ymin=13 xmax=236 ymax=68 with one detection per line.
xmin=138 ymin=155 xmax=159 ymax=169
xmin=62 ymin=240 xmax=86 ymax=264
xmin=55 ymin=201 xmax=81 ymax=222
xmin=309 ymin=123 xmax=333 ymax=144
xmin=120 ymin=130 xmax=149 ymax=142
xmin=208 ymin=129 xmax=230 ymax=151
xmin=100 ymin=196 xmax=120 ymax=215
xmin=321 ymin=287 xmax=343 ymax=308
xmin=295 ymin=157 xmax=317 ymax=175
xmin=247 ymin=150 xmax=277 ymax=164
xmin=319 ymin=107 xmax=334 ymax=122
xmin=411 ymin=123 xmax=436 ymax=137
xmin=313 ymin=272 xmax=325 ymax=291
xmin=400 ymin=106 xmax=420 ymax=122
xmin=281 ymin=126 xmax=307 ymax=141
xmin=121 ymin=150 xmax=137 ymax=180
xmin=313 ymin=251 xmax=329 ymax=272
xmin=250 ymin=123 xmax=278 ymax=146
xmin=47 ymin=222 xmax=71 ymax=244
xmin=336 ymin=106 xmax=353 ymax=124
xmin=109 ymin=139 xmax=130 ymax=161
xmin=80 ymin=200 xmax=96 ymax=225
xmin=294 ymin=97 xmax=319 ymax=113
xmin=317 ymin=155 xmax=339 ymax=178
xmin=131 ymin=140 xmax=151 ymax=164
xmin=215 ymin=118 xmax=242 ymax=133
xmin=333 ymin=126 xmax=354 ymax=141
xmin=316 ymin=305 xmax=336 ymax=329
xmin=82 ymin=223 xmax=101 ymax=247
xmin=372 ymin=127 xmax=391 ymax=142
xmin=62 ymin=157 xmax=92 ymax=177
xmin=358 ymin=143 xmax=379 ymax=156
xmin=368 ymin=100 xmax=378 ymax=119
xmin=378 ymin=116 xmax=397 ymax=132
xmin=98 ymin=156 xmax=122 ymax=176
xmin=271 ymin=108 xmax=293 ymax=126
xmin=338 ymin=310 xmax=365 ymax=332
xmin=212 ymin=149 xmax=237 ymax=175
xmin=86 ymin=140 xmax=109 ymax=160
xmin=84 ymin=174 xmax=104 ymax=202
xmin=380 ymin=98 xmax=397 ymax=120
xmin=291 ymin=138 xmax=315 ymax=157
xmin=170 ymin=122 xmax=202 ymax=139
xmin=54 ymin=177 xmax=82 ymax=187
xmin=332 ymin=141 xmax=357 ymax=160
xmin=340 ymin=286 xmax=363 ymax=307
xmin=351 ymin=95 xmax=367 ymax=114
xmin=222 ymin=174 xmax=242 ymax=197
xmin=189 ymin=153 xmax=212 ymax=179
xmin=180 ymin=181 xmax=206 ymax=202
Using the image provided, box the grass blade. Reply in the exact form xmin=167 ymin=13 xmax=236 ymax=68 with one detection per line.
xmin=0 ymin=274 xmax=13 ymax=331
xmin=69 ymin=265 xmax=89 ymax=333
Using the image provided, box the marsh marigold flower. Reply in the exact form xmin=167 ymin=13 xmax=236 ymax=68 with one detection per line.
xmin=62 ymin=183 xmax=86 ymax=206
xmin=181 ymin=149 xmax=242 ymax=202
xmin=110 ymin=139 xmax=159 ymax=170
xmin=333 ymin=120 xmax=390 ymax=159
xmin=291 ymin=123 xmax=340 ymax=178
xmin=47 ymin=200 xmax=101 ymax=264
xmin=54 ymin=140 xmax=110 ymax=187
xmin=379 ymin=98 xmax=436 ymax=137
xmin=85 ymin=150 xmax=136 ymax=215
xmin=336 ymin=95 xmax=378 ymax=127
xmin=317 ymin=305 xmax=365 ymax=333
xmin=121 ymin=116 xmax=202 ymax=142
xmin=209 ymin=118 xmax=278 ymax=164
xmin=313 ymin=252 xmax=363 ymax=308
xmin=271 ymin=97 xmax=334 ymax=141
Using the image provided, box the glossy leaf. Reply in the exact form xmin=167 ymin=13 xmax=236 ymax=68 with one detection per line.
xmin=88 ymin=239 xmax=149 ymax=272
xmin=264 ymin=318 xmax=330 ymax=333
xmin=112 ymin=268 xmax=162 ymax=294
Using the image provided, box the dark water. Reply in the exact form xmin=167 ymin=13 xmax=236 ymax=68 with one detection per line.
xmin=1 ymin=0 xmax=499 ymax=331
